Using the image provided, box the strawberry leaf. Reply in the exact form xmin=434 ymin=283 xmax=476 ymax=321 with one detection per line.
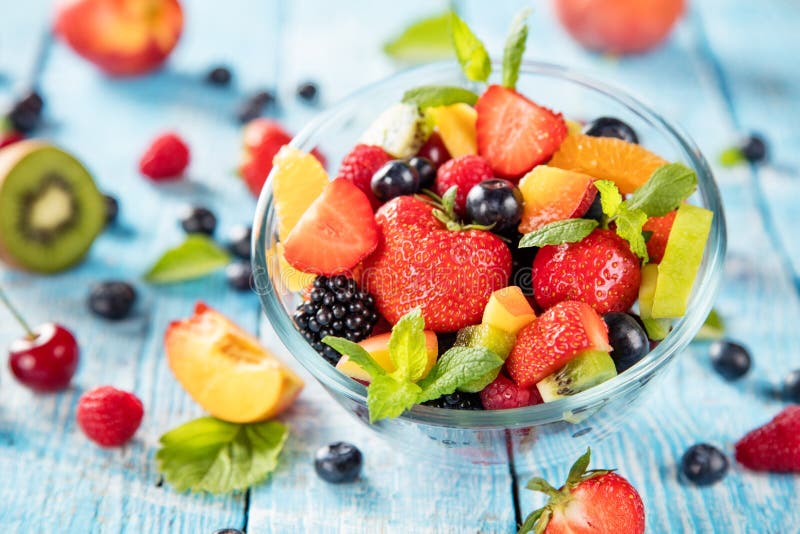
xmin=502 ymin=8 xmax=532 ymax=89
xmin=519 ymin=219 xmax=598 ymax=248
xmin=593 ymin=179 xmax=622 ymax=219
xmin=388 ymin=308 xmax=429 ymax=382
xmin=525 ymin=477 xmax=559 ymax=495
xmin=614 ymin=206 xmax=649 ymax=262
xmin=402 ymin=85 xmax=479 ymax=108
xmin=450 ymin=12 xmax=491 ymax=82
xmin=367 ymin=375 xmax=421 ymax=422
xmin=518 ymin=507 xmax=546 ymax=534
xmin=566 ymin=447 xmax=592 ymax=486
xmin=323 ymin=336 xmax=386 ymax=379
xmin=626 ymin=163 xmax=697 ymax=217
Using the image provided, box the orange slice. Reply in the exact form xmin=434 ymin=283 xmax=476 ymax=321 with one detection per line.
xmin=272 ymin=146 xmax=329 ymax=241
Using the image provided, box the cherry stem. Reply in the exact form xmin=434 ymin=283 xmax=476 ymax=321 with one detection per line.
xmin=0 ymin=284 xmax=36 ymax=338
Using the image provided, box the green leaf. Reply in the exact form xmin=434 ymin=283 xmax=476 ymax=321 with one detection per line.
xmin=156 ymin=417 xmax=288 ymax=494
xmin=518 ymin=508 xmax=546 ymax=534
xmin=519 ymin=219 xmax=598 ymax=248
xmin=566 ymin=448 xmax=592 ymax=486
xmin=594 ymin=180 xmax=623 ymax=219
xmin=502 ymin=8 xmax=531 ymax=89
xmin=402 ymin=85 xmax=479 ymax=109
xmin=450 ymin=12 xmax=491 ymax=82
xmin=367 ymin=375 xmax=422 ymax=422
xmin=695 ymin=308 xmax=725 ymax=341
xmin=534 ymin=509 xmax=552 ymax=534
xmin=144 ymin=235 xmax=230 ymax=284
xmin=417 ymin=346 xmax=504 ymax=403
xmin=322 ymin=336 xmax=386 ymax=379
xmin=525 ymin=477 xmax=558 ymax=495
xmin=719 ymin=147 xmax=745 ymax=167
xmin=388 ymin=308 xmax=429 ymax=382
xmin=626 ymin=163 xmax=698 ymax=217
xmin=383 ymin=12 xmax=454 ymax=62
xmin=614 ymin=206 xmax=649 ymax=262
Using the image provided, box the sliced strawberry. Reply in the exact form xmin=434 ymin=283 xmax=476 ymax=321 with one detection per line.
xmin=480 ymin=373 xmax=542 ymax=410
xmin=643 ymin=210 xmax=676 ymax=264
xmin=506 ymin=301 xmax=610 ymax=387
xmin=283 ymin=178 xmax=379 ymax=275
xmin=475 ymin=85 xmax=568 ymax=179
xmin=735 ymin=405 xmax=800 ymax=473
xmin=336 ymin=144 xmax=393 ymax=210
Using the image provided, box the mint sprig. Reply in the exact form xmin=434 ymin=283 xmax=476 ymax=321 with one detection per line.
xmin=614 ymin=205 xmax=649 ymax=262
xmin=402 ymin=85 xmax=479 ymax=109
xmin=383 ymin=12 xmax=454 ymax=62
xmin=144 ymin=235 xmax=231 ymax=283
xmin=502 ymin=8 xmax=531 ymax=90
xmin=519 ymin=219 xmax=598 ymax=248
xmin=323 ymin=309 xmax=504 ymax=422
xmin=450 ymin=12 xmax=491 ymax=82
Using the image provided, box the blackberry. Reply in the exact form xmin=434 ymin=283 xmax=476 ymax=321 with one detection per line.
xmin=424 ymin=391 xmax=483 ymax=410
xmin=293 ymin=275 xmax=377 ymax=365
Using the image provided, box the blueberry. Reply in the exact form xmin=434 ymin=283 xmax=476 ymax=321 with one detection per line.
xmin=314 ymin=442 xmax=362 ymax=483
xmin=227 ymin=225 xmax=252 ymax=259
xmin=408 ymin=157 xmax=437 ymax=189
xmin=583 ymin=194 xmax=603 ymax=223
xmin=206 ymin=66 xmax=232 ymax=86
xmin=104 ymin=194 xmax=119 ymax=225
xmin=370 ymin=160 xmax=420 ymax=201
xmin=680 ymin=443 xmax=729 ymax=486
xmin=465 ymin=179 xmax=523 ymax=234
xmin=296 ymin=81 xmax=319 ymax=102
xmin=19 ymin=90 xmax=44 ymax=114
xmin=226 ymin=262 xmax=252 ymax=291
xmin=783 ymin=369 xmax=800 ymax=403
xmin=180 ymin=206 xmax=217 ymax=235
xmin=583 ymin=117 xmax=639 ymax=144
xmin=7 ymin=90 xmax=44 ymax=133
xmin=236 ymin=90 xmax=275 ymax=123
xmin=603 ymin=312 xmax=649 ymax=373
xmin=88 ymin=281 xmax=137 ymax=320
xmin=741 ymin=134 xmax=767 ymax=163
xmin=709 ymin=340 xmax=751 ymax=380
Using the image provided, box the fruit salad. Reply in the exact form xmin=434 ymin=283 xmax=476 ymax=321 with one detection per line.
xmin=268 ymin=12 xmax=714 ymax=421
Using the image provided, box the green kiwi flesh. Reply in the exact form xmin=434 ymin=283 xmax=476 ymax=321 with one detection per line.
xmin=536 ymin=350 xmax=617 ymax=402
xmin=0 ymin=141 xmax=105 ymax=273
xmin=455 ymin=323 xmax=516 ymax=393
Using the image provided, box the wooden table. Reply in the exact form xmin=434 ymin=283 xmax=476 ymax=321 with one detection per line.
xmin=1 ymin=1 xmax=798 ymax=532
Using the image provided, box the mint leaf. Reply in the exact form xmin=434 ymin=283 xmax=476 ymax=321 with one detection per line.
xmin=519 ymin=219 xmax=598 ymax=248
xmin=402 ymin=85 xmax=479 ymax=109
xmin=322 ymin=336 xmax=386 ymax=379
xmin=450 ymin=12 xmax=491 ymax=82
xmin=614 ymin=206 xmax=649 ymax=262
xmin=593 ymin=180 xmax=622 ymax=219
xmin=367 ymin=375 xmax=422 ymax=422
xmin=417 ymin=346 xmax=504 ymax=403
xmin=695 ymin=308 xmax=725 ymax=341
xmin=383 ymin=12 xmax=454 ymax=62
xmin=388 ymin=308 xmax=429 ymax=382
xmin=502 ymin=8 xmax=531 ymax=89
xmin=719 ymin=147 xmax=745 ymax=167
xmin=144 ymin=235 xmax=230 ymax=283
xmin=156 ymin=417 xmax=288 ymax=494
xmin=626 ymin=163 xmax=697 ymax=217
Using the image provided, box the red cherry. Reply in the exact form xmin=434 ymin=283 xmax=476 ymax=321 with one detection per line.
xmin=8 ymin=323 xmax=79 ymax=392
xmin=417 ymin=132 xmax=452 ymax=168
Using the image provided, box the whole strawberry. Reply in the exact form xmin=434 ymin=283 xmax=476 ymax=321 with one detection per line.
xmin=362 ymin=195 xmax=511 ymax=332
xmin=520 ymin=448 xmax=645 ymax=534
xmin=735 ymin=405 xmax=800 ymax=472
xmin=532 ymin=229 xmax=641 ymax=314
xmin=434 ymin=154 xmax=494 ymax=216
xmin=337 ymin=144 xmax=393 ymax=210
xmin=480 ymin=373 xmax=542 ymax=410
xmin=76 ymin=386 xmax=144 ymax=447
xmin=139 ymin=132 xmax=189 ymax=180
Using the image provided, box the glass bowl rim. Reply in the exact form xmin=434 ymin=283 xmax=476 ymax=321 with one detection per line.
xmin=253 ymin=59 xmax=727 ymax=429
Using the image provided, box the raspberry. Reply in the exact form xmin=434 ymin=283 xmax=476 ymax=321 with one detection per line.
xmin=735 ymin=405 xmax=800 ymax=472
xmin=139 ymin=132 xmax=190 ymax=180
xmin=336 ymin=144 xmax=393 ymax=210
xmin=480 ymin=373 xmax=542 ymax=410
xmin=434 ymin=155 xmax=494 ymax=215
xmin=76 ymin=386 xmax=144 ymax=447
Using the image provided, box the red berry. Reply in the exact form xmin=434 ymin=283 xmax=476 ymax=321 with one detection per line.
xmin=475 ymin=85 xmax=567 ymax=179
xmin=8 ymin=323 xmax=79 ymax=392
xmin=417 ymin=131 xmax=452 ymax=168
xmin=0 ymin=129 xmax=24 ymax=149
xmin=480 ymin=373 xmax=542 ymax=410
xmin=532 ymin=229 xmax=642 ymax=315
xmin=336 ymin=144 xmax=393 ymax=210
xmin=434 ymin=154 xmax=494 ymax=216
xmin=642 ymin=210 xmax=676 ymax=264
xmin=506 ymin=301 xmax=610 ymax=388
xmin=139 ymin=132 xmax=190 ymax=180
xmin=735 ymin=405 xmax=800 ymax=473
xmin=76 ymin=386 xmax=144 ymax=447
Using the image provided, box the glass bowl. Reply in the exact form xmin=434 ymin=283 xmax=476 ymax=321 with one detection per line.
xmin=252 ymin=61 xmax=727 ymax=468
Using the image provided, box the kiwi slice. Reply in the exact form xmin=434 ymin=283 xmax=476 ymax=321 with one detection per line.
xmin=358 ymin=103 xmax=427 ymax=158
xmin=536 ymin=350 xmax=617 ymax=402
xmin=455 ymin=324 xmax=516 ymax=393
xmin=0 ymin=141 xmax=105 ymax=273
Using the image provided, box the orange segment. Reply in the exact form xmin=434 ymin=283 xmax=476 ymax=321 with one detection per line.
xmin=548 ymin=133 xmax=667 ymax=194
xmin=272 ymin=146 xmax=329 ymax=241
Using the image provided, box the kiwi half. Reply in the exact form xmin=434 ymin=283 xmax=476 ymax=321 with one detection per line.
xmin=536 ymin=350 xmax=617 ymax=402
xmin=0 ymin=140 xmax=105 ymax=273
xmin=455 ymin=324 xmax=516 ymax=393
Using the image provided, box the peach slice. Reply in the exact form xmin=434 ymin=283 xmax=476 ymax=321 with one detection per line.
xmin=336 ymin=331 xmax=438 ymax=383
xmin=426 ymin=103 xmax=478 ymax=158
xmin=482 ymin=286 xmax=537 ymax=334
xmin=165 ymin=303 xmax=303 ymax=423
xmin=517 ymin=165 xmax=597 ymax=233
